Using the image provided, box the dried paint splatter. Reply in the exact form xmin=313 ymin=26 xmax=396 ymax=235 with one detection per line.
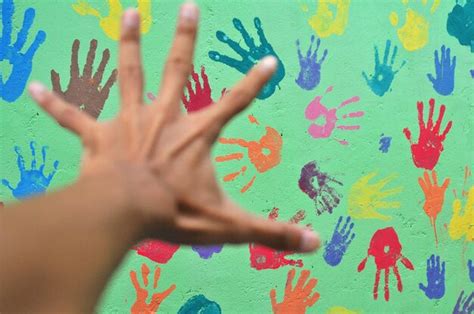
xmin=379 ymin=134 xmax=392 ymax=153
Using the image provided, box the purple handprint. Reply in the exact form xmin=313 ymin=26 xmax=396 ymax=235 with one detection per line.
xmin=468 ymin=260 xmax=474 ymax=283
xmin=419 ymin=254 xmax=445 ymax=300
xmin=323 ymin=216 xmax=355 ymax=266
xmin=453 ymin=291 xmax=474 ymax=314
xmin=191 ymin=245 xmax=223 ymax=259
xmin=295 ymin=35 xmax=327 ymax=90
xmin=427 ymin=45 xmax=456 ymax=96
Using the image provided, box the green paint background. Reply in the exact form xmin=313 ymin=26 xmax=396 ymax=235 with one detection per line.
xmin=1 ymin=0 xmax=473 ymax=312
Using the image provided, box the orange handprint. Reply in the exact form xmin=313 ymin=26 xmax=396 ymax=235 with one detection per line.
xmin=418 ymin=170 xmax=450 ymax=246
xmin=216 ymin=115 xmax=282 ymax=193
xmin=270 ymin=268 xmax=320 ymax=314
xmin=130 ymin=263 xmax=176 ymax=314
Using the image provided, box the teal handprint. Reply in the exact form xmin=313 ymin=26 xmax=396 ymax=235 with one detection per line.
xmin=208 ymin=17 xmax=285 ymax=100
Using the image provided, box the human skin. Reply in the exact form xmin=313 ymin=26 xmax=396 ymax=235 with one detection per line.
xmin=0 ymin=3 xmax=320 ymax=312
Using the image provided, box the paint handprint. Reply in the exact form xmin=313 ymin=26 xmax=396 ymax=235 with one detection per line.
xmin=403 ymin=98 xmax=452 ymax=170
xmin=270 ymin=269 xmax=320 ymax=314
xmin=448 ymin=186 xmax=474 ymax=242
xmin=72 ymin=0 xmax=151 ymax=41
xmin=191 ymin=245 xmax=223 ymax=259
xmin=208 ymin=17 xmax=285 ymax=99
xmin=216 ymin=115 xmax=282 ymax=193
xmin=389 ymin=0 xmax=440 ymax=51
xmin=133 ymin=239 xmax=180 ymax=264
xmin=323 ymin=216 xmax=355 ymax=266
xmin=299 ymin=161 xmax=343 ymax=215
xmin=453 ymin=291 xmax=474 ymax=314
xmin=379 ymin=134 xmax=392 ymax=153
xmin=427 ymin=45 xmax=456 ymax=96
xmin=249 ymin=207 xmax=306 ymax=270
xmin=468 ymin=260 xmax=474 ymax=282
xmin=182 ymin=65 xmax=225 ymax=113
xmin=419 ymin=170 xmax=449 ymax=245
xmin=348 ymin=172 xmax=402 ymax=221
xmin=51 ymin=39 xmax=117 ymax=119
xmin=2 ymin=142 xmax=59 ymax=199
xmin=0 ymin=0 xmax=46 ymax=102
xmin=295 ymin=35 xmax=328 ymax=90
xmin=447 ymin=0 xmax=474 ymax=52
xmin=362 ymin=40 xmax=406 ymax=97
xmin=305 ymin=86 xmax=364 ymax=145
xmin=305 ymin=0 xmax=351 ymax=38
xmin=178 ymin=295 xmax=222 ymax=314
xmin=130 ymin=263 xmax=176 ymax=314
xmin=419 ymin=254 xmax=446 ymax=300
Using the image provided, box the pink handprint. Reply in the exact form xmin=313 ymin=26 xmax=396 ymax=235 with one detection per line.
xmin=305 ymin=86 xmax=364 ymax=145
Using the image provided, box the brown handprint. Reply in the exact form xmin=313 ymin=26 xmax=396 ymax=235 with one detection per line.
xmin=130 ymin=263 xmax=176 ymax=314
xmin=270 ymin=268 xmax=320 ymax=314
xmin=51 ymin=39 xmax=117 ymax=119
xmin=216 ymin=114 xmax=282 ymax=193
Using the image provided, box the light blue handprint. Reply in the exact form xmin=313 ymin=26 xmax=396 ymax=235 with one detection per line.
xmin=362 ymin=40 xmax=406 ymax=97
xmin=295 ymin=35 xmax=328 ymax=90
xmin=0 ymin=0 xmax=46 ymax=102
xmin=323 ymin=216 xmax=355 ymax=267
xmin=2 ymin=142 xmax=59 ymax=199
xmin=419 ymin=254 xmax=446 ymax=300
xmin=208 ymin=17 xmax=285 ymax=100
xmin=427 ymin=45 xmax=456 ymax=96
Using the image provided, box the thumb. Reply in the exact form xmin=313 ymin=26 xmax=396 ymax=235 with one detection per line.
xmin=419 ymin=283 xmax=426 ymax=292
xmin=427 ymin=73 xmax=435 ymax=84
xmin=270 ymin=288 xmax=277 ymax=309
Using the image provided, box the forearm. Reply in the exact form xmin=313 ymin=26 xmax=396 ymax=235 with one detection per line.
xmin=0 ymin=174 xmax=141 ymax=312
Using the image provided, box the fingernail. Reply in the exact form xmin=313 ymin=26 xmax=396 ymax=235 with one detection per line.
xmin=123 ymin=8 xmax=139 ymax=29
xmin=259 ymin=56 xmax=277 ymax=72
xmin=300 ymin=230 xmax=320 ymax=252
xmin=29 ymin=82 xmax=46 ymax=102
xmin=180 ymin=2 xmax=199 ymax=22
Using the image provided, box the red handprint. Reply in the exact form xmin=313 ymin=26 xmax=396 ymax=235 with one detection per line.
xmin=249 ymin=207 xmax=306 ymax=270
xmin=181 ymin=65 xmax=225 ymax=112
xmin=357 ymin=227 xmax=414 ymax=301
xmin=403 ymin=98 xmax=452 ymax=170
xmin=133 ymin=239 xmax=179 ymax=264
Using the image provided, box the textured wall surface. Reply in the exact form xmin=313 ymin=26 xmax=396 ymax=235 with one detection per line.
xmin=1 ymin=0 xmax=473 ymax=313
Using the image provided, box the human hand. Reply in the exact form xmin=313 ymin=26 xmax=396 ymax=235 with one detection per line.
xmin=27 ymin=4 xmax=320 ymax=252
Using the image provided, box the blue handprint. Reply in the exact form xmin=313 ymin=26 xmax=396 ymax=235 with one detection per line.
xmin=2 ymin=142 xmax=59 ymax=199
xmin=208 ymin=17 xmax=285 ymax=100
xmin=469 ymin=260 xmax=474 ymax=283
xmin=191 ymin=245 xmax=223 ymax=259
xmin=295 ymin=35 xmax=328 ymax=90
xmin=362 ymin=40 xmax=406 ymax=97
xmin=419 ymin=254 xmax=446 ymax=300
xmin=323 ymin=216 xmax=355 ymax=266
xmin=178 ymin=295 xmax=221 ymax=314
xmin=427 ymin=45 xmax=456 ymax=96
xmin=453 ymin=290 xmax=474 ymax=314
xmin=0 ymin=0 xmax=46 ymax=102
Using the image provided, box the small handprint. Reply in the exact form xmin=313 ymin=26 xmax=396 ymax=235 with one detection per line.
xmin=419 ymin=254 xmax=446 ymax=300
xmin=215 ymin=115 xmax=282 ymax=193
xmin=362 ymin=40 xmax=406 ymax=97
xmin=348 ymin=172 xmax=402 ymax=221
xmin=270 ymin=268 xmax=320 ymax=314
xmin=51 ymin=39 xmax=117 ymax=119
xmin=191 ymin=245 xmax=223 ymax=259
xmin=130 ymin=263 xmax=176 ymax=314
xmin=468 ymin=260 xmax=474 ymax=282
xmin=427 ymin=45 xmax=456 ymax=96
xmin=447 ymin=1 xmax=474 ymax=52
xmin=208 ymin=17 xmax=285 ymax=99
xmin=304 ymin=0 xmax=352 ymax=38
xmin=72 ymin=0 xmax=152 ymax=40
xmin=134 ymin=239 xmax=180 ymax=264
xmin=403 ymin=98 xmax=452 ymax=170
xmin=323 ymin=216 xmax=355 ymax=266
xmin=182 ymin=65 xmax=225 ymax=113
xmin=305 ymin=86 xmax=364 ymax=145
xmin=0 ymin=0 xmax=46 ymax=102
xmin=448 ymin=186 xmax=474 ymax=242
xmin=418 ymin=170 xmax=449 ymax=245
xmin=295 ymin=35 xmax=328 ymax=90
xmin=2 ymin=142 xmax=59 ymax=199
xmin=249 ymin=207 xmax=306 ymax=270
xmin=299 ymin=160 xmax=343 ymax=215
xmin=453 ymin=290 xmax=474 ymax=314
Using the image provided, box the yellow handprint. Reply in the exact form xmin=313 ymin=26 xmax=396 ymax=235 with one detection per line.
xmin=326 ymin=306 xmax=360 ymax=314
xmin=72 ymin=0 xmax=152 ymax=40
xmin=448 ymin=186 xmax=474 ymax=242
xmin=304 ymin=0 xmax=352 ymax=38
xmin=348 ymin=172 xmax=402 ymax=221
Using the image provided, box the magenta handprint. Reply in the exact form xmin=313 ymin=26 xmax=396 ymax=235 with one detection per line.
xmin=305 ymin=86 xmax=364 ymax=145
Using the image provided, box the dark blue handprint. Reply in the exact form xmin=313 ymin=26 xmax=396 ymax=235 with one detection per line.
xmin=191 ymin=245 xmax=223 ymax=259
xmin=178 ymin=295 xmax=221 ymax=314
xmin=468 ymin=260 xmax=474 ymax=283
xmin=323 ymin=216 xmax=355 ymax=266
xmin=427 ymin=45 xmax=456 ymax=96
xmin=295 ymin=35 xmax=327 ymax=90
xmin=0 ymin=0 xmax=46 ymax=102
xmin=2 ymin=142 xmax=59 ymax=199
xmin=362 ymin=40 xmax=406 ymax=97
xmin=453 ymin=290 xmax=474 ymax=314
xmin=208 ymin=17 xmax=285 ymax=100
xmin=419 ymin=254 xmax=446 ymax=300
